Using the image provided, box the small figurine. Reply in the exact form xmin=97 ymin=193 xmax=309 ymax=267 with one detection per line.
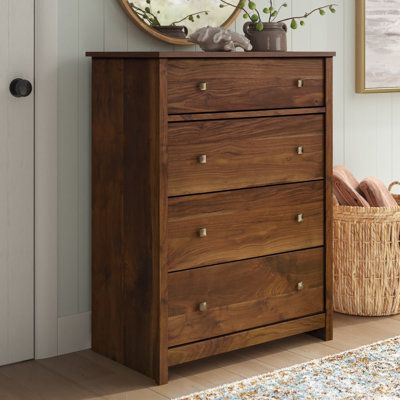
xmin=189 ymin=26 xmax=252 ymax=52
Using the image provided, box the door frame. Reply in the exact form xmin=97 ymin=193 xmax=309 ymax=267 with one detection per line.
xmin=34 ymin=0 xmax=59 ymax=359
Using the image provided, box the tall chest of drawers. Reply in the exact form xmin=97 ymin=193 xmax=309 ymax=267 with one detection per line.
xmin=88 ymin=51 xmax=335 ymax=384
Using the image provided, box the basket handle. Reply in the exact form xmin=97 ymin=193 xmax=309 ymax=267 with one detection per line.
xmin=389 ymin=181 xmax=400 ymax=193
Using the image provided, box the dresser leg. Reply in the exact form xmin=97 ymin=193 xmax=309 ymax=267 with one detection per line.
xmin=156 ymin=366 xmax=169 ymax=385
xmin=310 ymin=317 xmax=333 ymax=341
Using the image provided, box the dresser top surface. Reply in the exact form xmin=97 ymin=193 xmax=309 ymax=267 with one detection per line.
xmin=86 ymin=51 xmax=335 ymax=59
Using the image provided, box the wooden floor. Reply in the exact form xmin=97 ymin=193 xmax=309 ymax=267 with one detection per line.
xmin=1 ymin=313 xmax=400 ymax=399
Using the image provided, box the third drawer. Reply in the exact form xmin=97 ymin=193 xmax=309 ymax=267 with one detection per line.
xmin=167 ymin=181 xmax=324 ymax=271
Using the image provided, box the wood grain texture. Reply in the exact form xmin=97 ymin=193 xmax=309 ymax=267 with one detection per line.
xmin=168 ymin=248 xmax=324 ymax=346
xmin=91 ymin=58 xmax=168 ymax=383
xmin=168 ymin=314 xmax=326 ymax=366
xmin=167 ymin=181 xmax=324 ymax=271
xmin=90 ymin=53 xmax=334 ymax=384
xmin=167 ymin=59 xmax=324 ymax=114
xmin=156 ymin=59 xmax=169 ymax=385
xmin=91 ymin=59 xmax=125 ymax=364
xmin=168 ymin=115 xmax=324 ymax=196
xmin=324 ymin=57 xmax=334 ymax=340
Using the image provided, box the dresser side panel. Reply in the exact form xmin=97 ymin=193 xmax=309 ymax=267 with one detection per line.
xmin=324 ymin=57 xmax=334 ymax=340
xmin=123 ymin=58 xmax=167 ymax=381
xmin=92 ymin=59 xmax=125 ymax=363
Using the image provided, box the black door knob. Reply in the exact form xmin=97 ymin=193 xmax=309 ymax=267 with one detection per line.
xmin=9 ymin=78 xmax=32 ymax=98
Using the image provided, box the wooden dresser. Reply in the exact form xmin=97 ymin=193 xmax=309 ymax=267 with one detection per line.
xmin=88 ymin=51 xmax=334 ymax=384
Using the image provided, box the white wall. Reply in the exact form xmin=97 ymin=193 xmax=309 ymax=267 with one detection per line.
xmin=55 ymin=0 xmax=400 ymax=352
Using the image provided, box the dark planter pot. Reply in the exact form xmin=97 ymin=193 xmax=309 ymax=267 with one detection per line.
xmin=154 ymin=25 xmax=188 ymax=39
xmin=243 ymin=22 xmax=287 ymax=52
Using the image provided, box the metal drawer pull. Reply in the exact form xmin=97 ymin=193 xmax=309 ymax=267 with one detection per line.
xmin=198 ymin=228 xmax=207 ymax=238
xmin=198 ymin=82 xmax=207 ymax=91
xmin=297 ymin=214 xmax=304 ymax=223
xmin=297 ymin=146 xmax=304 ymax=155
xmin=199 ymin=301 xmax=208 ymax=312
xmin=198 ymin=154 xmax=207 ymax=164
xmin=297 ymin=79 xmax=304 ymax=88
xmin=297 ymin=281 xmax=304 ymax=291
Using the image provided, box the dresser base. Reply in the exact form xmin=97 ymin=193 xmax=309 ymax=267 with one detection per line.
xmin=168 ymin=314 xmax=327 ymax=367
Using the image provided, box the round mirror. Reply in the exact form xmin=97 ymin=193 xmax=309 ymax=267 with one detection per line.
xmin=118 ymin=0 xmax=241 ymax=46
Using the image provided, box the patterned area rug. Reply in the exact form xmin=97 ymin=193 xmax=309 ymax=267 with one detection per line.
xmin=174 ymin=336 xmax=400 ymax=400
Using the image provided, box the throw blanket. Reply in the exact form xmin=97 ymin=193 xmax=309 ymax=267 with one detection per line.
xmin=333 ymin=166 xmax=370 ymax=207
xmin=359 ymin=177 xmax=399 ymax=208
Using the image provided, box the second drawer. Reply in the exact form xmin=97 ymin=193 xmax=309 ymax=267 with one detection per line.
xmin=168 ymin=114 xmax=324 ymax=196
xmin=167 ymin=181 xmax=324 ymax=271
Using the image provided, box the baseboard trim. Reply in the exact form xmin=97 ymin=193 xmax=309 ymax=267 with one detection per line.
xmin=58 ymin=311 xmax=91 ymax=355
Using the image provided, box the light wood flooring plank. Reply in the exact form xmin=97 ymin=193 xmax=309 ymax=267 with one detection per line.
xmin=0 ymin=314 xmax=399 ymax=399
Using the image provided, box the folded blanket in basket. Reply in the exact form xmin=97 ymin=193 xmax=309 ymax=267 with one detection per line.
xmin=333 ymin=166 xmax=370 ymax=207
xmin=359 ymin=177 xmax=399 ymax=208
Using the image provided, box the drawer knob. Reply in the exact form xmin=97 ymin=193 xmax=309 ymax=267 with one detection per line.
xmin=297 ymin=213 xmax=304 ymax=223
xmin=198 ymin=82 xmax=207 ymax=91
xmin=297 ymin=146 xmax=304 ymax=155
xmin=198 ymin=154 xmax=207 ymax=164
xmin=199 ymin=301 xmax=208 ymax=312
xmin=198 ymin=227 xmax=207 ymax=238
xmin=297 ymin=79 xmax=304 ymax=88
xmin=297 ymin=281 xmax=304 ymax=291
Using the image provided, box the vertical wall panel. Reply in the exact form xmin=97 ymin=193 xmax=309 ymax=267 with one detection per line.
xmin=341 ymin=0 xmax=392 ymax=181
xmin=35 ymin=0 xmax=59 ymax=358
xmin=77 ymin=0 xmax=105 ymax=314
xmin=0 ymin=0 xmax=9 ymax=364
xmin=326 ymin=0 xmax=345 ymax=166
xmin=0 ymin=0 xmax=34 ymax=364
xmin=105 ymin=0 xmax=128 ymax=51
xmin=6 ymin=0 xmax=35 ymax=363
xmin=58 ymin=0 xmax=79 ymax=317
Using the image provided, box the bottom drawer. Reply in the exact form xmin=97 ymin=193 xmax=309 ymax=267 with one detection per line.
xmin=168 ymin=248 xmax=324 ymax=347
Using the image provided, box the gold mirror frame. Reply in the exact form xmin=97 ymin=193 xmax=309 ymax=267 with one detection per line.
xmin=118 ymin=0 xmax=241 ymax=46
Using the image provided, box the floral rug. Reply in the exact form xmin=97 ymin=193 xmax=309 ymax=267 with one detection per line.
xmin=174 ymin=336 xmax=400 ymax=400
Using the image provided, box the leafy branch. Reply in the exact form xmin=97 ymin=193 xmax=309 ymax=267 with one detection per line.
xmin=220 ymin=0 xmax=338 ymax=31
xmin=171 ymin=11 xmax=210 ymax=26
xmin=130 ymin=1 xmax=209 ymax=27
xmin=278 ymin=4 xmax=338 ymax=29
xmin=131 ymin=3 xmax=161 ymax=27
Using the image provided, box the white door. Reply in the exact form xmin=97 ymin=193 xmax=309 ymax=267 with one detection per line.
xmin=0 ymin=0 xmax=34 ymax=365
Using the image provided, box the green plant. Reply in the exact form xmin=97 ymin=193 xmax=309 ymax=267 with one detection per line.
xmin=220 ymin=0 xmax=337 ymax=31
xmin=130 ymin=0 xmax=209 ymax=27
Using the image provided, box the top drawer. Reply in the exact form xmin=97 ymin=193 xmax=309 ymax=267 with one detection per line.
xmin=167 ymin=58 xmax=325 ymax=114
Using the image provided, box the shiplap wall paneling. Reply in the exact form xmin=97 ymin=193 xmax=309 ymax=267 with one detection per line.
xmin=342 ymin=1 xmax=394 ymax=184
xmin=35 ymin=0 xmax=59 ymax=359
xmin=0 ymin=0 xmax=34 ymax=365
xmin=58 ymin=0 xmax=80 ymax=317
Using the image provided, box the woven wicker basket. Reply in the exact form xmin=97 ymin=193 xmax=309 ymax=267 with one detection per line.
xmin=333 ymin=182 xmax=400 ymax=316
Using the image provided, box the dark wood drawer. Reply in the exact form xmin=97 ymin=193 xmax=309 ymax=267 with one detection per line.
xmin=168 ymin=114 xmax=324 ymax=196
xmin=167 ymin=181 xmax=324 ymax=271
xmin=168 ymin=248 xmax=324 ymax=347
xmin=167 ymin=59 xmax=324 ymax=114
